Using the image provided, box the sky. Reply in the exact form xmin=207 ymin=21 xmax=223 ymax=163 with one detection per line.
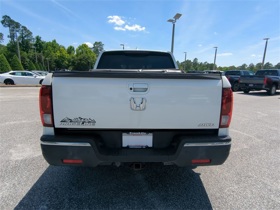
xmin=0 ymin=0 xmax=279 ymax=67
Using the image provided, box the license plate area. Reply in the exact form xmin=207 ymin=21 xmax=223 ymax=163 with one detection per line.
xmin=122 ymin=132 xmax=153 ymax=148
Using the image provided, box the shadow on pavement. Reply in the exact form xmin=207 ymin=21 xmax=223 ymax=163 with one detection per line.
xmin=15 ymin=165 xmax=212 ymax=209
xmin=237 ymin=91 xmax=280 ymax=97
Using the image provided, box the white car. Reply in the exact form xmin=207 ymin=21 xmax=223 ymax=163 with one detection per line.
xmin=0 ymin=71 xmax=45 ymax=85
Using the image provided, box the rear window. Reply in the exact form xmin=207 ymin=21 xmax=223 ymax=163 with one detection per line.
xmin=96 ymin=51 xmax=176 ymax=69
xmin=255 ymin=70 xmax=278 ymax=76
xmin=225 ymin=71 xmax=240 ymax=75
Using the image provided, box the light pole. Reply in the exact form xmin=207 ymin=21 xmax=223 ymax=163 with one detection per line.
xmin=167 ymin=13 xmax=182 ymax=54
xmin=261 ymin=38 xmax=269 ymax=69
xmin=184 ymin=52 xmax=187 ymax=71
xmin=120 ymin=44 xmax=124 ymax=50
xmin=213 ymin=47 xmax=218 ymax=70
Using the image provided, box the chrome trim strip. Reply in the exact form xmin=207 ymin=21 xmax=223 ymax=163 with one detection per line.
xmin=41 ymin=141 xmax=91 ymax=147
xmin=184 ymin=141 xmax=231 ymax=147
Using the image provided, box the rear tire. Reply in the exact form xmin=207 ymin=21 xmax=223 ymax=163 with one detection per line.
xmin=267 ymin=85 xmax=276 ymax=95
xmin=4 ymin=79 xmax=14 ymax=85
xmin=232 ymin=82 xmax=239 ymax=92
xmin=243 ymin=89 xmax=250 ymax=94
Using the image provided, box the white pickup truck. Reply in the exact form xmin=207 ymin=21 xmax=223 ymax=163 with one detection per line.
xmin=39 ymin=50 xmax=233 ymax=169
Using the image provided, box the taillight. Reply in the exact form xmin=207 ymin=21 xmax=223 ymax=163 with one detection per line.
xmin=263 ymin=77 xmax=268 ymax=85
xmin=39 ymin=85 xmax=53 ymax=127
xmin=219 ymin=88 xmax=233 ymax=128
xmin=192 ymin=159 xmax=211 ymax=164
xmin=62 ymin=159 xmax=83 ymax=164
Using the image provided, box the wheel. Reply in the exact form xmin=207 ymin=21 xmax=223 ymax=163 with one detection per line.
xmin=4 ymin=79 xmax=14 ymax=85
xmin=243 ymin=89 xmax=250 ymax=94
xmin=232 ymin=82 xmax=239 ymax=92
xmin=267 ymin=85 xmax=276 ymax=95
xmin=39 ymin=79 xmax=43 ymax=85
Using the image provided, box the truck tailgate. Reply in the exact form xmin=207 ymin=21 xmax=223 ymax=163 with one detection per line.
xmin=52 ymin=73 xmax=222 ymax=129
xmin=239 ymin=75 xmax=265 ymax=84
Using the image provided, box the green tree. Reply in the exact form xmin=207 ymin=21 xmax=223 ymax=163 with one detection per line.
xmin=192 ymin=58 xmax=199 ymax=70
xmin=0 ymin=32 xmax=3 ymax=43
xmin=1 ymin=15 xmax=21 ymax=43
xmin=43 ymin=40 xmax=61 ymax=70
xmin=255 ymin=63 xmax=262 ymax=70
xmin=34 ymin=36 xmax=45 ymax=53
xmin=275 ymin=62 xmax=280 ymax=69
xmin=55 ymin=46 xmax=69 ymax=69
xmin=248 ymin=63 xmax=255 ymax=71
xmin=185 ymin=59 xmax=193 ymax=70
xmin=28 ymin=61 xmax=36 ymax=70
xmin=20 ymin=51 xmax=29 ymax=69
xmin=66 ymin=46 xmax=75 ymax=70
xmin=67 ymin=46 xmax=75 ymax=55
xmin=92 ymin=41 xmax=104 ymax=56
xmin=10 ymin=55 xmax=23 ymax=70
xmin=18 ymin=25 xmax=33 ymax=52
xmin=35 ymin=63 xmax=41 ymax=70
xmin=73 ymin=44 xmax=96 ymax=71
xmin=0 ymin=54 xmax=11 ymax=72
xmin=238 ymin=63 xmax=247 ymax=70
xmin=263 ymin=62 xmax=273 ymax=69
xmin=0 ymin=44 xmax=7 ymax=55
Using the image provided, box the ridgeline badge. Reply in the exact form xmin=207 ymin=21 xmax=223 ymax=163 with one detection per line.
xmin=60 ymin=117 xmax=96 ymax=126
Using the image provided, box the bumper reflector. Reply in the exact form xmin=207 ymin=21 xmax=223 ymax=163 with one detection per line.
xmin=192 ymin=159 xmax=211 ymax=164
xmin=62 ymin=159 xmax=83 ymax=164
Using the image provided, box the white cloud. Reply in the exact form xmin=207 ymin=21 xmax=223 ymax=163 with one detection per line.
xmin=108 ymin=15 xmax=145 ymax=32
xmin=107 ymin=16 xmax=125 ymax=26
xmin=84 ymin=42 xmax=93 ymax=48
xmin=114 ymin=26 xmax=126 ymax=31
xmin=124 ymin=24 xmax=145 ymax=31
xmin=218 ymin=53 xmax=233 ymax=57
xmin=251 ymin=54 xmax=256 ymax=57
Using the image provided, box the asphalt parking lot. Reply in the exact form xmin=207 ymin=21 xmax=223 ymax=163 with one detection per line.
xmin=0 ymin=87 xmax=279 ymax=210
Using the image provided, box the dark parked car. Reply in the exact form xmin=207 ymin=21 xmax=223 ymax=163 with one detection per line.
xmin=239 ymin=69 xmax=280 ymax=95
xmin=224 ymin=70 xmax=254 ymax=91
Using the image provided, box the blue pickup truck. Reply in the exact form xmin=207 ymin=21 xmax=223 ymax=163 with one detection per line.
xmin=239 ymin=69 xmax=280 ymax=95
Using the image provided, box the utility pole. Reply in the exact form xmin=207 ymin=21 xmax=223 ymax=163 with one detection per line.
xmin=261 ymin=38 xmax=269 ymax=69
xmin=120 ymin=44 xmax=124 ymax=50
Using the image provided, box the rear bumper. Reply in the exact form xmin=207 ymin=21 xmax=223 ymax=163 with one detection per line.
xmin=40 ymin=135 xmax=231 ymax=167
xmin=239 ymin=83 xmax=268 ymax=91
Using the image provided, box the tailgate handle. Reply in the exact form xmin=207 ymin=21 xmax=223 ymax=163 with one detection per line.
xmin=129 ymin=83 xmax=148 ymax=92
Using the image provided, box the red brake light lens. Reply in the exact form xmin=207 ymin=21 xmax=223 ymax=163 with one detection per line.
xmin=219 ymin=88 xmax=233 ymax=128
xmin=62 ymin=159 xmax=83 ymax=164
xmin=39 ymin=85 xmax=53 ymax=127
